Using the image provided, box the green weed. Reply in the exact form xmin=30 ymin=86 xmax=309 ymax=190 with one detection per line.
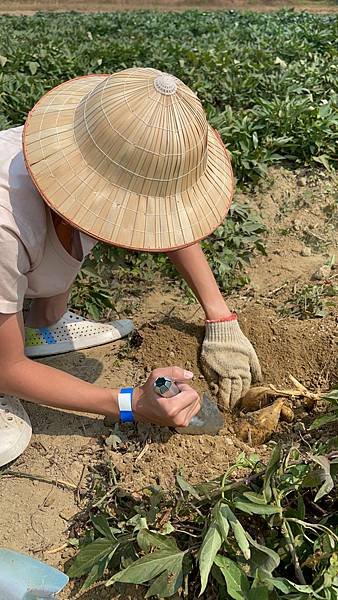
xmin=279 ymin=283 xmax=337 ymax=319
xmin=310 ymin=388 xmax=338 ymax=430
xmin=68 ymin=445 xmax=338 ymax=598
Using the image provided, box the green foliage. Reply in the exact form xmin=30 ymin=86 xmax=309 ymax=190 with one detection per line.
xmin=70 ymin=265 xmax=117 ymax=320
xmin=279 ymin=283 xmax=338 ymax=320
xmin=310 ymin=388 xmax=338 ymax=430
xmin=70 ymin=200 xmax=266 ymax=316
xmin=68 ymin=448 xmax=338 ymax=598
xmin=1 ymin=9 xmax=336 ymax=311
xmin=0 ymin=10 xmax=337 ymax=185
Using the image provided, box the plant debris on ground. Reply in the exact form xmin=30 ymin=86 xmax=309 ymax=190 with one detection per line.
xmin=68 ymin=400 xmax=338 ymax=598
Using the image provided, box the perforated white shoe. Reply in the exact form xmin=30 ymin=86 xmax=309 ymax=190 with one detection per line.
xmin=25 ymin=310 xmax=134 ymax=358
xmin=0 ymin=396 xmax=32 ymax=467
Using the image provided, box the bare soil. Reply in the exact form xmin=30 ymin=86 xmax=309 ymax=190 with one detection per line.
xmin=0 ymin=0 xmax=337 ymax=14
xmin=0 ymin=166 xmax=337 ymax=599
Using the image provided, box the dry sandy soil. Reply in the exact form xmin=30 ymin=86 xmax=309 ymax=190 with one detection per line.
xmin=0 ymin=0 xmax=337 ymax=14
xmin=0 ymin=166 xmax=337 ymax=599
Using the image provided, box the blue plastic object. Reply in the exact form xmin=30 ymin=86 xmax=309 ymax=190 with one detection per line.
xmin=0 ymin=548 xmax=69 ymax=599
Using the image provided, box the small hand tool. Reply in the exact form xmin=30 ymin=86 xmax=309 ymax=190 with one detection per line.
xmin=154 ymin=376 xmax=224 ymax=435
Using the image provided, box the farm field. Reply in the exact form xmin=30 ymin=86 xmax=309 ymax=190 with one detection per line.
xmin=1 ymin=1 xmax=338 ymax=15
xmin=0 ymin=8 xmax=337 ymax=600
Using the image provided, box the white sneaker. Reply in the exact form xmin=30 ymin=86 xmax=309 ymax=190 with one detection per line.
xmin=0 ymin=396 xmax=32 ymax=467
xmin=25 ymin=310 xmax=134 ymax=358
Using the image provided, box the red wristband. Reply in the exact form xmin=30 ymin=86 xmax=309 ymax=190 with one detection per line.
xmin=206 ymin=312 xmax=237 ymax=324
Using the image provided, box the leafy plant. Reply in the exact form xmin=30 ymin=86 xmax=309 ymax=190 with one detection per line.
xmin=279 ymin=283 xmax=337 ymax=319
xmin=310 ymin=389 xmax=338 ymax=430
xmin=69 ymin=200 xmax=266 ymax=317
xmin=0 ymin=10 xmax=337 ymax=185
xmin=68 ymin=447 xmax=338 ymax=598
xmin=69 ymin=265 xmax=117 ymax=320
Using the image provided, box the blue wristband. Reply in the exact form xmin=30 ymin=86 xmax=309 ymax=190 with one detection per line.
xmin=118 ymin=387 xmax=134 ymax=423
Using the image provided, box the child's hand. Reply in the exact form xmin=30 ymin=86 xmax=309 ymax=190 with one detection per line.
xmin=133 ymin=366 xmax=200 ymax=427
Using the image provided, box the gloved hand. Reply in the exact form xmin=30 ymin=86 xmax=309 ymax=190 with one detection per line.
xmin=200 ymin=315 xmax=262 ymax=411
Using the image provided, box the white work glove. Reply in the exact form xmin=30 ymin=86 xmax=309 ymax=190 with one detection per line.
xmin=200 ymin=316 xmax=262 ymax=411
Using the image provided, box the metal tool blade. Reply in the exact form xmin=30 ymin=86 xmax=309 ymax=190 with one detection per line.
xmin=176 ymin=392 xmax=224 ymax=435
xmin=154 ymin=377 xmax=224 ymax=435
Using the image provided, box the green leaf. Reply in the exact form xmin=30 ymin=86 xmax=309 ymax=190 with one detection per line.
xmin=311 ymin=455 xmax=334 ymax=501
xmin=214 ymin=555 xmax=250 ymax=600
xmin=222 ymin=505 xmax=250 ymax=559
xmin=273 ymin=577 xmax=314 ymax=594
xmin=322 ymin=389 xmax=338 ymax=403
xmin=88 ymin=303 xmax=101 ymax=320
xmin=215 ymin=503 xmax=230 ymax=541
xmin=248 ymin=587 xmax=269 ymax=600
xmin=137 ymin=529 xmax=178 ymax=552
xmin=109 ymin=549 xmax=184 ymax=585
xmin=67 ymin=538 xmax=118 ymax=577
xmin=246 ymin=533 xmax=280 ymax=575
xmin=233 ymin=500 xmax=281 ymax=515
xmin=309 ymin=411 xmax=338 ymax=430
xmin=81 ymin=558 xmax=107 ymax=590
xmin=263 ymin=445 xmax=281 ymax=503
xmin=313 ymin=154 xmax=332 ymax=172
xmin=242 ymin=492 xmax=267 ymax=505
xmin=27 ymin=60 xmax=39 ymax=75
xmin=91 ymin=514 xmax=116 ymax=540
xmin=199 ymin=522 xmax=222 ymax=594
xmin=145 ymin=565 xmax=183 ymax=598
xmin=176 ymin=474 xmax=201 ymax=499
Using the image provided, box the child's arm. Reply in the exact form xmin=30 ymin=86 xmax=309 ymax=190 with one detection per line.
xmin=0 ymin=312 xmax=200 ymax=427
xmin=167 ymin=242 xmax=232 ymax=320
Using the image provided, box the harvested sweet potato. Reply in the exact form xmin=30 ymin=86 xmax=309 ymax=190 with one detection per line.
xmin=240 ymin=386 xmax=279 ymax=412
xmin=235 ymin=398 xmax=284 ymax=446
xmin=280 ymin=403 xmax=294 ymax=423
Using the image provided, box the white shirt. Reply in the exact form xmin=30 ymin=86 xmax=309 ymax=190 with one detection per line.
xmin=0 ymin=126 xmax=96 ymax=313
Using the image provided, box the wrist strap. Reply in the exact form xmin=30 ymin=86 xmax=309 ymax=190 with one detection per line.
xmin=206 ymin=312 xmax=237 ymax=324
xmin=118 ymin=387 xmax=134 ymax=423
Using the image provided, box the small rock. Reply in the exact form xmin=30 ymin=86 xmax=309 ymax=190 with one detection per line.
xmin=293 ymin=219 xmax=302 ymax=231
xmin=298 ymin=177 xmax=307 ymax=187
xmin=169 ymin=351 xmax=175 ymax=358
xmin=311 ymin=265 xmax=332 ymax=281
xmin=301 ymin=247 xmax=312 ymax=257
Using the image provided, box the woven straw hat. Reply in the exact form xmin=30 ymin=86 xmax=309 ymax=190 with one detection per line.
xmin=23 ymin=67 xmax=234 ymax=251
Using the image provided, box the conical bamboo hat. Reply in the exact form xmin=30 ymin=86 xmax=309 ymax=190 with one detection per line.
xmin=23 ymin=67 xmax=234 ymax=251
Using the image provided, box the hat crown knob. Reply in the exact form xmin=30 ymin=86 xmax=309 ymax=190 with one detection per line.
xmin=153 ymin=73 xmax=178 ymax=95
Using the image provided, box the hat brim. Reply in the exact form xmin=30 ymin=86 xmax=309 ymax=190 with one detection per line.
xmin=23 ymin=75 xmax=234 ymax=252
